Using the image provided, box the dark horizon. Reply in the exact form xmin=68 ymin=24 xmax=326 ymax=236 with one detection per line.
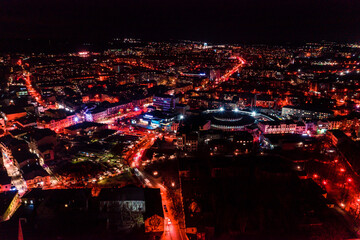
xmin=1 ymin=0 xmax=360 ymax=48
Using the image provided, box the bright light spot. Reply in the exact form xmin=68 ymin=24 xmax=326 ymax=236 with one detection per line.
xmin=322 ymin=180 xmax=327 ymax=185
xmin=180 ymin=115 xmax=184 ymax=120
xmin=171 ymin=182 xmax=175 ymax=187
xmin=340 ymin=168 xmax=346 ymax=172
xmin=220 ymin=107 xmax=224 ymax=112
xmin=313 ymin=174 xmax=318 ymax=179
xmin=74 ymin=117 xmax=79 ymax=122
xmin=234 ymin=108 xmax=239 ymax=112
xmin=134 ymin=107 xmax=139 ymax=111
xmin=297 ymin=166 xmax=301 ymax=170
xmin=251 ymin=111 xmax=256 ymax=117
xmin=340 ymin=203 xmax=345 ymax=208
xmin=347 ymin=178 xmax=353 ymax=183
xmin=153 ymin=171 xmax=158 ymax=176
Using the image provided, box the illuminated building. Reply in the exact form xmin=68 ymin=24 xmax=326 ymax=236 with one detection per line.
xmin=153 ymin=94 xmax=177 ymax=111
xmin=282 ymin=105 xmax=333 ymax=120
xmin=177 ymin=132 xmax=199 ymax=152
xmin=258 ymin=120 xmax=306 ymax=134
xmin=137 ymin=110 xmax=177 ymax=129
xmin=37 ymin=114 xmax=80 ymax=132
xmin=84 ymin=101 xmax=133 ymax=122
xmin=204 ymin=110 xmax=256 ymax=131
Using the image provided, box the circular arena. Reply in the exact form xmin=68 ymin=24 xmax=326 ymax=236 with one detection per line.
xmin=203 ymin=109 xmax=256 ymax=131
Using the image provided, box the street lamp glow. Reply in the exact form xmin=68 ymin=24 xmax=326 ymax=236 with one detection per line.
xmin=251 ymin=111 xmax=256 ymax=116
xmin=220 ymin=107 xmax=224 ymax=112
xmin=180 ymin=115 xmax=184 ymax=120
xmin=234 ymin=108 xmax=239 ymax=112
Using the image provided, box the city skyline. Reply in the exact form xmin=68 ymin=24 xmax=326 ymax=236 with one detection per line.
xmin=1 ymin=1 xmax=360 ymax=240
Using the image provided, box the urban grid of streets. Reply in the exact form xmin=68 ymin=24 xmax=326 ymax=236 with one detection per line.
xmin=5 ymin=55 xmax=245 ymax=239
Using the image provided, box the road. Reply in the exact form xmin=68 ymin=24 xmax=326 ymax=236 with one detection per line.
xmin=17 ymin=68 xmax=48 ymax=108
xmin=306 ymin=139 xmax=360 ymax=237
xmin=135 ymin=169 xmax=188 ymax=240
xmin=214 ymin=56 xmax=246 ymax=85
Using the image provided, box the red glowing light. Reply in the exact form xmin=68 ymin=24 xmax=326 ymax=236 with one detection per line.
xmin=313 ymin=174 xmax=318 ymax=179
xmin=347 ymin=178 xmax=353 ymax=183
xmin=340 ymin=168 xmax=346 ymax=172
xmin=322 ymin=180 xmax=327 ymax=185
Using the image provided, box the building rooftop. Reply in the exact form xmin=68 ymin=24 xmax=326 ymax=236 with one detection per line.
xmin=65 ymin=121 xmax=105 ymax=131
xmin=283 ymin=105 xmax=333 ymax=114
xmin=0 ymin=106 xmax=26 ymax=115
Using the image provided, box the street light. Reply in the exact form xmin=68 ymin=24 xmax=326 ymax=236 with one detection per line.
xmin=171 ymin=182 xmax=175 ymax=187
xmin=220 ymin=107 xmax=224 ymax=112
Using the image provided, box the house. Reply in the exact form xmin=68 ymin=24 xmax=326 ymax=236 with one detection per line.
xmin=21 ymin=163 xmax=51 ymax=189
xmin=27 ymin=128 xmax=57 ymax=163
xmin=177 ymin=132 xmax=199 ymax=152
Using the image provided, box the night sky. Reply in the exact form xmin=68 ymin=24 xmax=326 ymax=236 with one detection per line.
xmin=1 ymin=0 xmax=360 ymax=43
